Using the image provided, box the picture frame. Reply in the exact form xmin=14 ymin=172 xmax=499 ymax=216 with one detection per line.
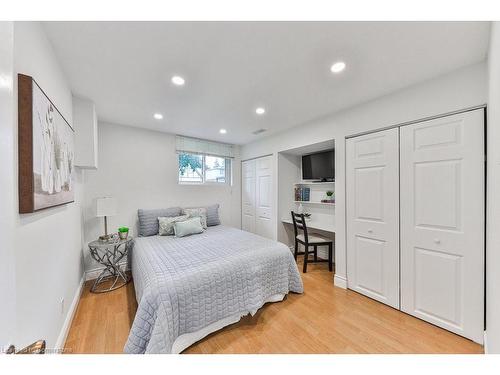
xmin=18 ymin=74 xmax=75 ymax=213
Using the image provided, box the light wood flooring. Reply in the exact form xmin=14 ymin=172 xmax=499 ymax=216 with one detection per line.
xmin=64 ymin=262 xmax=483 ymax=354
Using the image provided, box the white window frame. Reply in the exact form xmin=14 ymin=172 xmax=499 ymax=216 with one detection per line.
xmin=177 ymin=152 xmax=232 ymax=186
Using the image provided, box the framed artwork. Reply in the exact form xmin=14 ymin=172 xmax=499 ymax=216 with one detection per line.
xmin=18 ymin=74 xmax=75 ymax=213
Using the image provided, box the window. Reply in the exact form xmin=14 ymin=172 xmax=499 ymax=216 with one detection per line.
xmin=204 ymin=155 xmax=227 ymax=183
xmin=178 ymin=153 xmax=203 ymax=183
xmin=178 ymin=153 xmax=231 ymax=185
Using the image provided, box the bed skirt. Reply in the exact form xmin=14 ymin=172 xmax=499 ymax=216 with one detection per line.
xmin=171 ymin=293 xmax=286 ymax=354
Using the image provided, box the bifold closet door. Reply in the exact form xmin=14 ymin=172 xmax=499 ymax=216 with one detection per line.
xmin=241 ymin=155 xmax=274 ymax=239
xmin=400 ymin=109 xmax=484 ymax=343
xmin=242 ymin=159 xmax=256 ymax=233
xmin=255 ymin=156 xmax=273 ymax=239
xmin=346 ymin=128 xmax=400 ymax=309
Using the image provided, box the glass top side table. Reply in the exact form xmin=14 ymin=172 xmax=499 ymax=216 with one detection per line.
xmin=88 ymin=236 xmax=134 ymax=293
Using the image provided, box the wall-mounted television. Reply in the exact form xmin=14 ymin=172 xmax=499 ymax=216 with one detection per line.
xmin=302 ymin=150 xmax=335 ymax=182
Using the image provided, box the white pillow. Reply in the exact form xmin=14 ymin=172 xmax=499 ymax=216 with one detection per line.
xmin=158 ymin=215 xmax=190 ymax=236
xmin=174 ymin=217 xmax=204 ymax=237
xmin=182 ymin=207 xmax=208 ymax=229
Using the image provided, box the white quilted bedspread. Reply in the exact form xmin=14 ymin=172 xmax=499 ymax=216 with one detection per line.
xmin=124 ymin=226 xmax=304 ymax=353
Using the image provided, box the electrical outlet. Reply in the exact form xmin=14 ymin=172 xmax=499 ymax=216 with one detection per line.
xmin=60 ymin=297 xmax=65 ymax=314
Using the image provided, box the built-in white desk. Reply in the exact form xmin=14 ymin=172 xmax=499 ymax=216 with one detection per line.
xmin=281 ymin=218 xmax=335 ymax=233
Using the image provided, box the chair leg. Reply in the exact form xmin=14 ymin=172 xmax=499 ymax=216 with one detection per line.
xmin=314 ymin=245 xmax=318 ymax=262
xmin=294 ymin=239 xmax=298 ymax=260
xmin=328 ymin=243 xmax=333 ymax=272
xmin=303 ymin=244 xmax=309 ymax=273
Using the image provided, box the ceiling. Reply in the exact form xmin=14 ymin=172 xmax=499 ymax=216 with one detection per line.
xmin=42 ymin=21 xmax=490 ymax=145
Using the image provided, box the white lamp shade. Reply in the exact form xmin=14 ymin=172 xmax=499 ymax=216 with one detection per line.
xmin=96 ymin=197 xmax=117 ymax=217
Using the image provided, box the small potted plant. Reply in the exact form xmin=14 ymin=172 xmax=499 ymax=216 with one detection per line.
xmin=326 ymin=191 xmax=334 ymax=203
xmin=118 ymin=226 xmax=129 ymax=240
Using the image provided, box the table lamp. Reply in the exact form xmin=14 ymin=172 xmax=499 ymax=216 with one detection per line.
xmin=96 ymin=197 xmax=117 ymax=241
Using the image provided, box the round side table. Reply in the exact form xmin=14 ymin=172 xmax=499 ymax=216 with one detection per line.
xmin=88 ymin=236 xmax=134 ymax=293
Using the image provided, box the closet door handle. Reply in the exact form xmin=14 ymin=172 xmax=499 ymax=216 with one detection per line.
xmin=434 ymin=238 xmax=441 ymax=244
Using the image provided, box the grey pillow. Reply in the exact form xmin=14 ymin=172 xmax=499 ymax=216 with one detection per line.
xmin=182 ymin=204 xmax=220 ymax=227
xmin=138 ymin=207 xmax=182 ymax=236
xmin=205 ymin=204 xmax=221 ymax=226
xmin=183 ymin=207 xmax=208 ymax=229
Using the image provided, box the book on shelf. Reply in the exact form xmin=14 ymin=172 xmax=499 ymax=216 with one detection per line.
xmin=294 ymin=187 xmax=310 ymax=201
xmin=303 ymin=187 xmax=310 ymax=201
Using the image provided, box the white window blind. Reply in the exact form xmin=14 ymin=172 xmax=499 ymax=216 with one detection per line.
xmin=175 ymin=135 xmax=235 ymax=159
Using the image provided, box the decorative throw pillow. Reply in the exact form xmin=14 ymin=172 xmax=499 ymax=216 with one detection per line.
xmin=174 ymin=217 xmax=204 ymax=238
xmin=183 ymin=204 xmax=220 ymax=226
xmin=182 ymin=207 xmax=208 ymax=229
xmin=158 ymin=215 xmax=190 ymax=236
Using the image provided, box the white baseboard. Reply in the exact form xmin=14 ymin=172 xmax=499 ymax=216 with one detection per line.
xmin=85 ymin=260 xmax=128 ymax=281
xmin=55 ymin=275 xmax=85 ymax=353
xmin=334 ymin=274 xmax=347 ymax=289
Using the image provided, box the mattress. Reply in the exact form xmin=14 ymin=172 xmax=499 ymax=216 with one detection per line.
xmin=124 ymin=225 xmax=304 ymax=354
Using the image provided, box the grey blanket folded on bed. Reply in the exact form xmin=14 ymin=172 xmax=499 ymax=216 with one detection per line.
xmin=124 ymin=226 xmax=304 ymax=354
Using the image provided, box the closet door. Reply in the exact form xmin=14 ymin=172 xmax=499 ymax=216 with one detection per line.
xmin=400 ymin=109 xmax=484 ymax=343
xmin=346 ymin=128 xmax=400 ymax=309
xmin=255 ymin=156 xmax=274 ymax=239
xmin=241 ymin=160 xmax=256 ymax=233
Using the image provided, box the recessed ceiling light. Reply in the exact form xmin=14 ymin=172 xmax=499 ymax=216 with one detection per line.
xmin=330 ymin=61 xmax=346 ymax=74
xmin=153 ymin=113 xmax=163 ymax=120
xmin=219 ymin=128 xmax=227 ymax=134
xmin=171 ymin=75 xmax=185 ymax=86
xmin=255 ymin=107 xmax=266 ymax=115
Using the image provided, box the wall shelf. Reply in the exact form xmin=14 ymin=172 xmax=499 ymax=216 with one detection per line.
xmin=294 ymin=181 xmax=334 ymax=186
xmin=294 ymin=201 xmax=335 ymax=206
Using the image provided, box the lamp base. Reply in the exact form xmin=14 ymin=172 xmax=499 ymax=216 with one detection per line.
xmin=99 ymin=216 xmax=111 ymax=242
xmin=99 ymin=234 xmax=112 ymax=242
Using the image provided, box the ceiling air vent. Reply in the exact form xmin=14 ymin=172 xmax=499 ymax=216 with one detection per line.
xmin=252 ymin=128 xmax=267 ymax=135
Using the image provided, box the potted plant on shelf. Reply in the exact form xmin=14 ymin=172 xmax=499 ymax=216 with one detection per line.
xmin=324 ymin=191 xmax=334 ymax=203
xmin=118 ymin=226 xmax=129 ymax=240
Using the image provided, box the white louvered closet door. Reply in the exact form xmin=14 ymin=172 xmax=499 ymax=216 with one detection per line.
xmin=400 ymin=109 xmax=485 ymax=344
xmin=346 ymin=128 xmax=400 ymax=309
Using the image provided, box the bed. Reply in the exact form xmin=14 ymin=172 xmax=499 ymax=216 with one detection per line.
xmin=124 ymin=225 xmax=304 ymax=354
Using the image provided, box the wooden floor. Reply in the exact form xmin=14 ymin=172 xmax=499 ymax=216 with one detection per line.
xmin=65 ymin=263 xmax=483 ymax=354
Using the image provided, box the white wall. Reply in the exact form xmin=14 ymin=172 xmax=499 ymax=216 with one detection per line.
xmin=486 ymin=22 xmax=500 ymax=354
xmin=277 ymin=153 xmax=301 ymax=245
xmin=0 ymin=21 xmax=17 ymax=350
xmin=82 ymin=121 xmax=241 ymax=273
xmin=242 ymin=62 xmax=487 ymax=288
xmin=12 ymin=21 xmax=85 ymax=349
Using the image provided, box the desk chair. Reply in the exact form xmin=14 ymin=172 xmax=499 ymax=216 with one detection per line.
xmin=291 ymin=211 xmax=333 ymax=273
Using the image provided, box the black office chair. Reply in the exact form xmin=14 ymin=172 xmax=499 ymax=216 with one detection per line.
xmin=291 ymin=211 xmax=333 ymax=273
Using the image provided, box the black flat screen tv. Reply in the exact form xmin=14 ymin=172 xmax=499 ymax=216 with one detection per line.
xmin=302 ymin=150 xmax=334 ymax=181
